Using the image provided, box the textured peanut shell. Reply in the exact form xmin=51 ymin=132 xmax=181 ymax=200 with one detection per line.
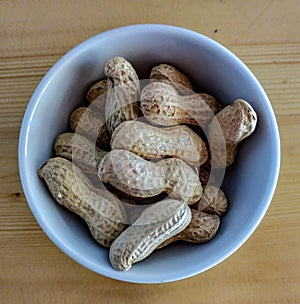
xmin=208 ymin=99 xmax=257 ymax=167
xmin=111 ymin=120 xmax=208 ymax=166
xmin=140 ymin=82 xmax=216 ymax=127
xmin=69 ymin=107 xmax=110 ymax=150
xmin=210 ymin=142 xmax=237 ymax=168
xmin=38 ymin=157 xmax=127 ymax=247
xmin=54 ymin=132 xmax=107 ymax=185
xmin=86 ymin=79 xmax=107 ymax=102
xmin=104 ymin=182 xmax=168 ymax=206
xmin=105 ymin=56 xmax=139 ymax=134
xmin=98 ymin=149 xmax=202 ymax=204
xmin=199 ymin=166 xmax=216 ymax=186
xmin=123 ymin=203 xmax=149 ymax=224
xmin=191 ymin=185 xmax=228 ymax=216
xmin=157 ymin=209 xmax=220 ymax=248
xmin=150 ymin=63 xmax=193 ymax=95
xmin=86 ymin=79 xmax=107 ymax=113
xmin=198 ymin=93 xmax=223 ymax=115
xmin=210 ymin=99 xmax=257 ymax=145
xmin=109 ymin=199 xmax=192 ymax=271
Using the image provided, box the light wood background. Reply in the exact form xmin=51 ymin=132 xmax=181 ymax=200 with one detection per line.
xmin=1 ymin=1 xmax=299 ymax=303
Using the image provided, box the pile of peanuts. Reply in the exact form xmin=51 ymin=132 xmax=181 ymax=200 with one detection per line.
xmin=39 ymin=57 xmax=257 ymax=271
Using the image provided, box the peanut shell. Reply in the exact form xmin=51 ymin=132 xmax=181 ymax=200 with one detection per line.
xmin=140 ymin=82 xmax=216 ymax=127
xmin=150 ymin=63 xmax=193 ymax=94
xmin=111 ymin=120 xmax=208 ymax=166
xmin=54 ymin=132 xmax=107 ymax=186
xmin=157 ymin=209 xmax=220 ymax=248
xmin=38 ymin=157 xmax=127 ymax=247
xmin=109 ymin=198 xmax=192 ymax=271
xmin=105 ymin=56 xmax=139 ymax=134
xmin=208 ymin=99 xmax=257 ymax=167
xmin=98 ymin=149 xmax=202 ymax=204
xmin=86 ymin=79 xmax=107 ymax=113
xmin=69 ymin=107 xmax=110 ymax=150
xmin=191 ymin=185 xmax=228 ymax=216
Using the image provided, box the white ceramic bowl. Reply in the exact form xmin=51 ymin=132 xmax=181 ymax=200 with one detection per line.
xmin=18 ymin=24 xmax=280 ymax=283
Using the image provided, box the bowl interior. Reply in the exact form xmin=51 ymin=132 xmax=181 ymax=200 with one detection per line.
xmin=19 ymin=24 xmax=280 ymax=283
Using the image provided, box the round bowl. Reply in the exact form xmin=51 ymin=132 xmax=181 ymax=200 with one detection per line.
xmin=18 ymin=24 xmax=280 ymax=283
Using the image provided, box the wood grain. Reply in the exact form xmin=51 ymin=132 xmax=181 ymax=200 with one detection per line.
xmin=0 ymin=1 xmax=300 ymax=303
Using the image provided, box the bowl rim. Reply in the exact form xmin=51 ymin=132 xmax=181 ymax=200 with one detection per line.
xmin=18 ymin=24 xmax=281 ymax=284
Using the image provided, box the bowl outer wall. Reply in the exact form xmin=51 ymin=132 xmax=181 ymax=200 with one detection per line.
xmin=18 ymin=24 xmax=280 ymax=283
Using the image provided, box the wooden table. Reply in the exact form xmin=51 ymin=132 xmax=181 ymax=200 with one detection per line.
xmin=1 ymin=1 xmax=299 ymax=303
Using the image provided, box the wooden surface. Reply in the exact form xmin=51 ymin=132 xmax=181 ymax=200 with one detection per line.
xmin=1 ymin=1 xmax=299 ymax=303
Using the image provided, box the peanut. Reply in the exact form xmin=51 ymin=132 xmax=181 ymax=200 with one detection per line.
xmin=53 ymin=132 xmax=107 ymax=186
xmin=86 ymin=79 xmax=107 ymax=113
xmin=105 ymin=56 xmax=140 ymax=134
xmin=199 ymin=166 xmax=214 ymax=186
xmin=110 ymin=120 xmax=208 ymax=166
xmin=199 ymin=93 xmax=223 ymax=115
xmin=123 ymin=203 xmax=149 ymax=224
xmin=109 ymin=198 xmax=191 ymax=271
xmin=69 ymin=107 xmax=110 ymax=150
xmin=150 ymin=63 xmax=193 ymax=94
xmin=208 ymin=99 xmax=257 ymax=167
xmin=98 ymin=149 xmax=202 ymax=204
xmin=191 ymin=185 xmax=227 ymax=216
xmin=38 ymin=157 xmax=127 ymax=247
xmin=140 ymin=82 xmax=219 ymax=127
xmin=157 ymin=209 xmax=220 ymax=248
